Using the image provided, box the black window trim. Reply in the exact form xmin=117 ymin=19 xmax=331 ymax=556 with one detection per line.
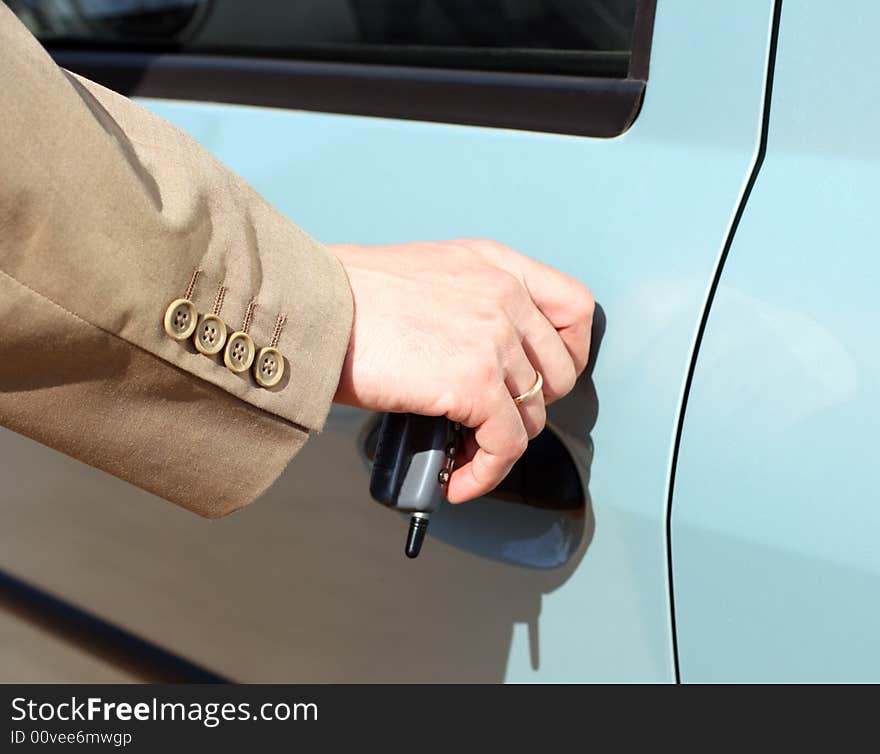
xmin=49 ymin=0 xmax=656 ymax=138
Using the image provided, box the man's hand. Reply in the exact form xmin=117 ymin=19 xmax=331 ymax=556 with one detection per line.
xmin=331 ymin=239 xmax=594 ymax=503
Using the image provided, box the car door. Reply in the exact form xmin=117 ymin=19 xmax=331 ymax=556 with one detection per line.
xmin=0 ymin=0 xmax=776 ymax=682
xmin=670 ymin=0 xmax=880 ymax=682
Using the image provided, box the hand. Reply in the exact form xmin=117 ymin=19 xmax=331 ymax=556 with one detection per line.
xmin=330 ymin=239 xmax=594 ymax=503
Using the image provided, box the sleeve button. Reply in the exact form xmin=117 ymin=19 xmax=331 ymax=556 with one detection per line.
xmin=163 ymin=299 xmax=198 ymax=341
xmin=193 ymin=314 xmax=227 ymax=355
xmin=224 ymin=331 xmax=255 ymax=373
xmin=254 ymin=346 xmax=284 ymax=388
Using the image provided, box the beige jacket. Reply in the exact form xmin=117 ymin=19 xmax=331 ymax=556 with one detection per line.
xmin=0 ymin=5 xmax=354 ymax=517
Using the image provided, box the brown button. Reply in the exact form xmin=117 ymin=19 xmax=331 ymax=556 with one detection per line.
xmin=224 ymin=331 xmax=255 ymax=373
xmin=254 ymin=346 xmax=284 ymax=388
xmin=193 ymin=314 xmax=227 ymax=355
xmin=163 ymin=298 xmax=198 ymax=341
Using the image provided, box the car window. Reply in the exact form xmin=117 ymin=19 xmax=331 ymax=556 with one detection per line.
xmin=5 ymin=0 xmax=656 ymax=137
xmin=7 ymin=0 xmax=638 ymax=77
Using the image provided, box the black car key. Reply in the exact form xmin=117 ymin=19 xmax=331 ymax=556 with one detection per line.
xmin=369 ymin=413 xmax=461 ymax=558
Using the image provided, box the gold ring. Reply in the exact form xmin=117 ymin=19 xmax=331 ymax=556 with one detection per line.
xmin=513 ymin=371 xmax=543 ymax=405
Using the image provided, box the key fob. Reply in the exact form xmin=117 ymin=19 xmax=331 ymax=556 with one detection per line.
xmin=369 ymin=413 xmax=457 ymax=514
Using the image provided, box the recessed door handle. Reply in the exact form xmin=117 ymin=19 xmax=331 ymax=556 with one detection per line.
xmin=362 ymin=415 xmax=585 ymax=568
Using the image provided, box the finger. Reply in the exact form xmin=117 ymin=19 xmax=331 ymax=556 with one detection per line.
xmin=512 ymin=302 xmax=577 ymax=405
xmin=446 ymin=385 xmax=528 ymax=503
xmin=514 ymin=258 xmax=593 ymax=373
xmin=456 ymin=430 xmax=480 ymax=469
xmin=470 ymin=243 xmax=594 ymax=374
xmin=505 ymin=343 xmax=546 ymax=439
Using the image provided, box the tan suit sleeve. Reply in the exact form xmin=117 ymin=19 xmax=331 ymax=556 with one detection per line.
xmin=0 ymin=5 xmax=354 ymax=517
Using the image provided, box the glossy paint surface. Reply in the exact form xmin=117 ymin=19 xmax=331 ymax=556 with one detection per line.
xmin=0 ymin=3 xmax=774 ymax=681
xmin=671 ymin=1 xmax=880 ymax=681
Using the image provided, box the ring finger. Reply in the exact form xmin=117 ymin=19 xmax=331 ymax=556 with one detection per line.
xmin=505 ymin=345 xmax=546 ymax=439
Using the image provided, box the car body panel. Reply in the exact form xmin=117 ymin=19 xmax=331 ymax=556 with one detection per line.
xmin=0 ymin=2 xmax=775 ymax=681
xmin=671 ymin=0 xmax=880 ymax=682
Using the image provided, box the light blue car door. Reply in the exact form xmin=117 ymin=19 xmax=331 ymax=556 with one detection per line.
xmin=0 ymin=1 xmax=775 ymax=681
xmin=671 ymin=0 xmax=880 ymax=681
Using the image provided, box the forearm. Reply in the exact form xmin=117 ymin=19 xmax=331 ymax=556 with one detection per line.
xmin=0 ymin=5 xmax=353 ymax=515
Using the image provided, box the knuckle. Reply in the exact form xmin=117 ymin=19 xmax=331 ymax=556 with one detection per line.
xmin=478 ymin=307 xmax=517 ymax=349
xmin=448 ymin=242 xmax=479 ymax=266
xmin=559 ymin=362 xmax=578 ymax=395
xmin=579 ymin=285 xmax=596 ymax=321
xmin=543 ymin=364 xmax=576 ymax=404
xmin=463 ymin=237 xmax=507 ymax=255
xmin=527 ymin=409 xmax=547 ymax=439
xmin=489 ymin=269 xmax=524 ymax=304
xmin=468 ymin=353 xmax=503 ymax=392
xmin=480 ymin=238 xmax=512 ymax=257
xmin=510 ymin=428 xmax=529 ymax=457
xmin=492 ymin=316 xmax=518 ymax=350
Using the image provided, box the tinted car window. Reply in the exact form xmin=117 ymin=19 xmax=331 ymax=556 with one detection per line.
xmin=6 ymin=0 xmax=638 ymax=77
